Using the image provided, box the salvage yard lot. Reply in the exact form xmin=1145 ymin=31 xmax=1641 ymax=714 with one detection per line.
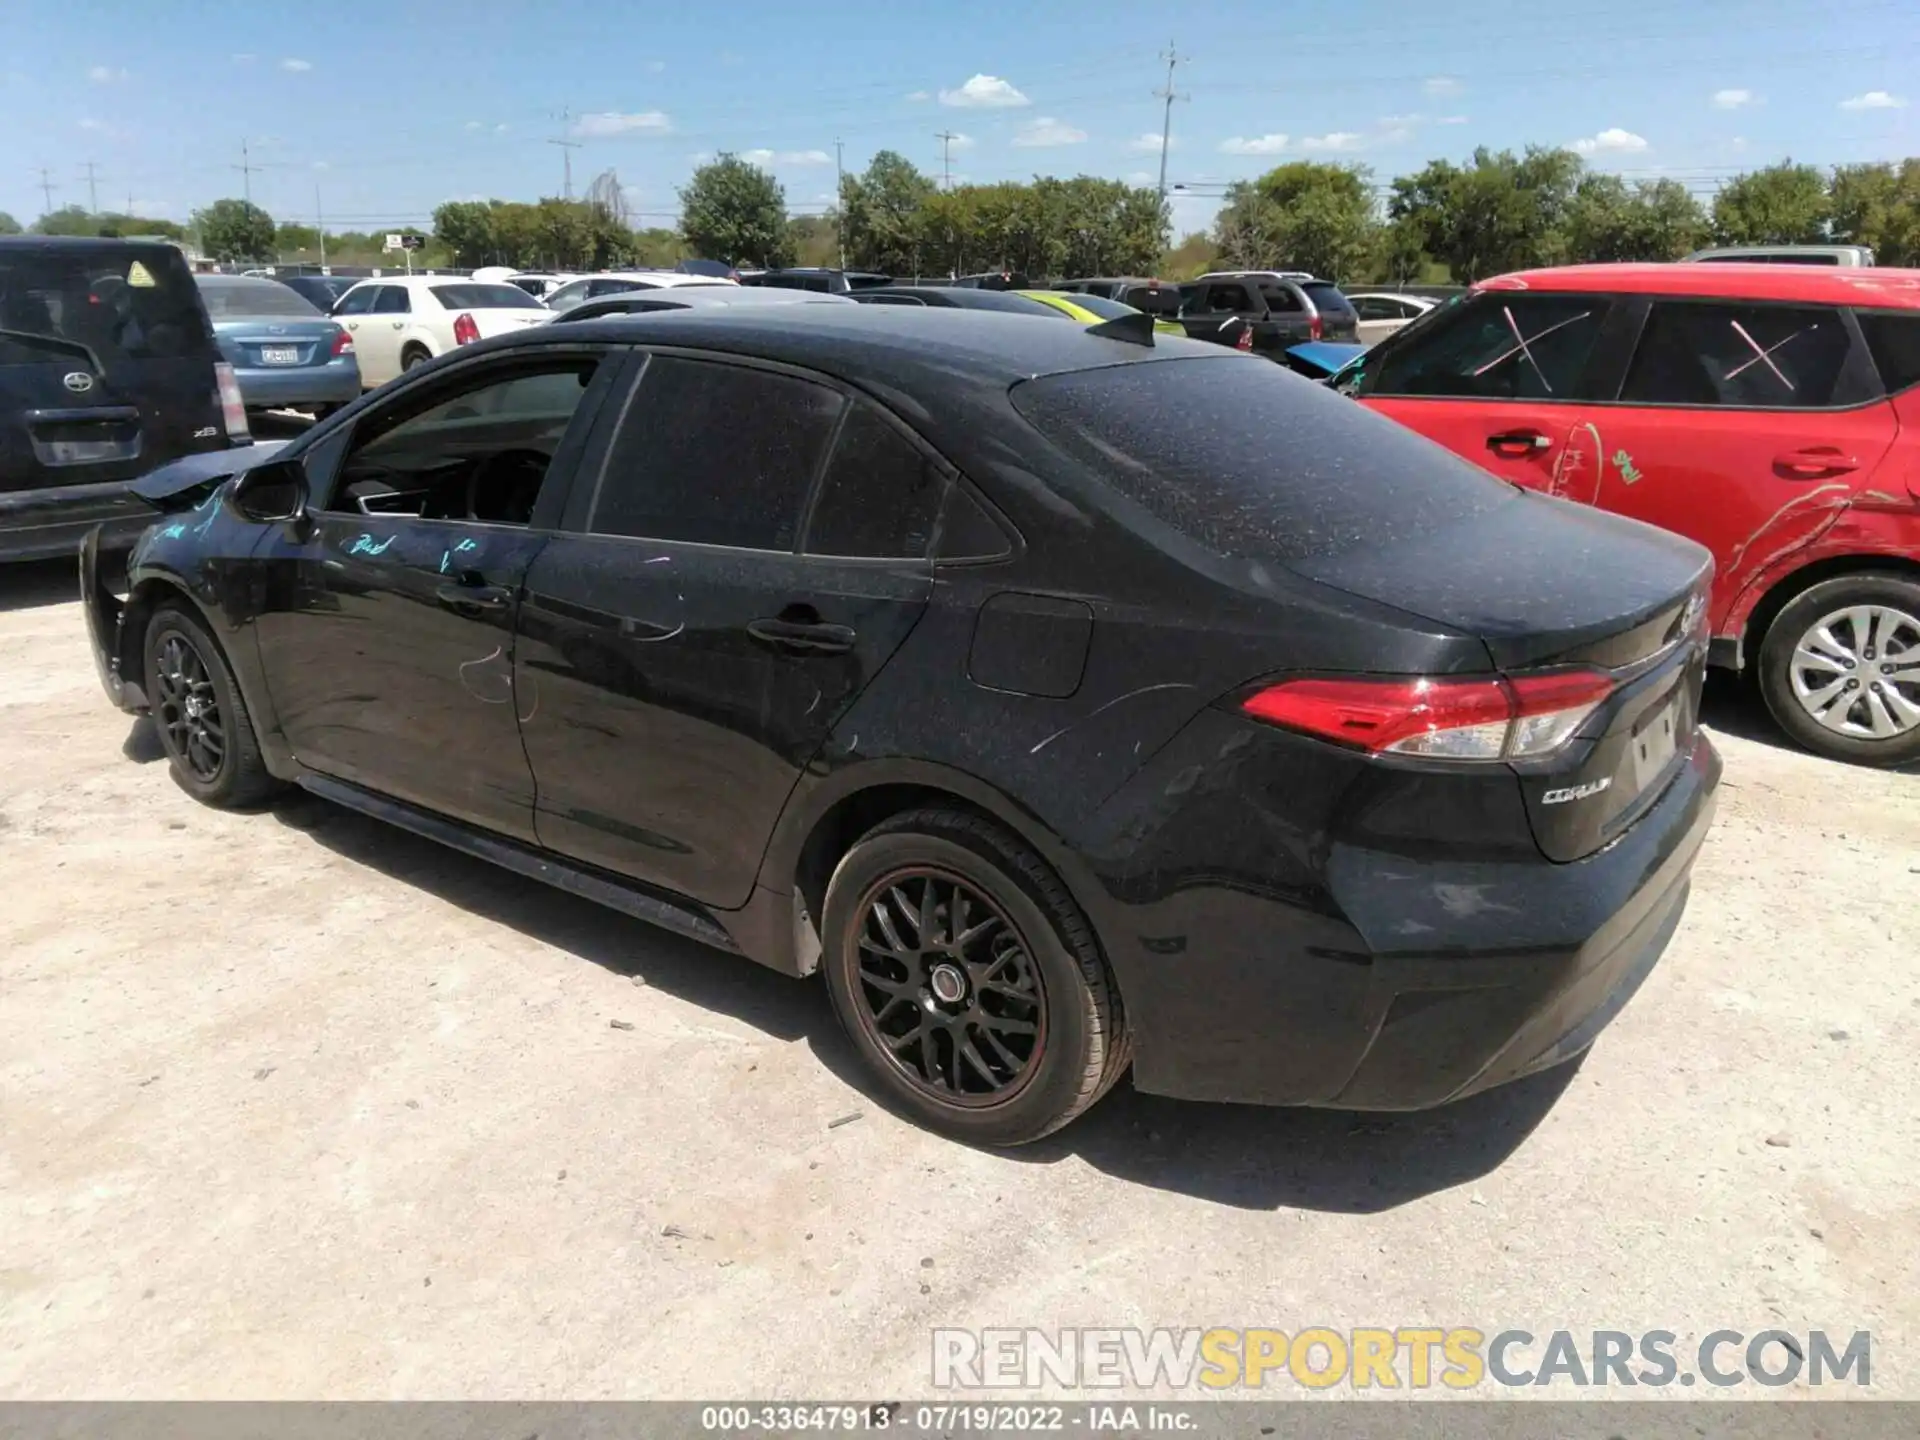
xmin=2 ymin=554 xmax=1917 ymax=1399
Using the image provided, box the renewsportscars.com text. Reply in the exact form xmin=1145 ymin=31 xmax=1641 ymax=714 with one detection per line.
xmin=931 ymin=1327 xmax=1872 ymax=1391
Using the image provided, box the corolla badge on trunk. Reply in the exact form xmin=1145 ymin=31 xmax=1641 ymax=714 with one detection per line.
xmin=1542 ymin=777 xmax=1613 ymax=806
xmin=63 ymin=371 xmax=94 ymax=393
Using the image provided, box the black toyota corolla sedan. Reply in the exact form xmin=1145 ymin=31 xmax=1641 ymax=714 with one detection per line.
xmin=81 ymin=306 xmax=1720 ymax=1146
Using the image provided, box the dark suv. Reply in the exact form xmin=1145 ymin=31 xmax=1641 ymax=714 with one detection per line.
xmin=1177 ymin=271 xmax=1360 ymax=358
xmin=1 ymin=237 xmax=249 ymax=561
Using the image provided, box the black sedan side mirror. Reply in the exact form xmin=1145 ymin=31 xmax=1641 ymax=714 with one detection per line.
xmin=233 ymin=458 xmax=309 ymax=526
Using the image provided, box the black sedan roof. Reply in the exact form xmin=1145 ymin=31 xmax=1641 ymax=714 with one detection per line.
xmin=534 ymin=304 xmax=1202 ymax=390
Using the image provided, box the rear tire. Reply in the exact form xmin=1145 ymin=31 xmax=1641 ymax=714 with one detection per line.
xmin=401 ymin=344 xmax=431 ymax=371
xmin=1758 ymin=572 xmax=1920 ymax=768
xmin=144 ymin=604 xmax=281 ymax=807
xmin=820 ymin=808 xmax=1128 ymax=1146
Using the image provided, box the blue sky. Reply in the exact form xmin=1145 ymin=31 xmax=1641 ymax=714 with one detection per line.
xmin=4 ymin=0 xmax=1915 ymax=240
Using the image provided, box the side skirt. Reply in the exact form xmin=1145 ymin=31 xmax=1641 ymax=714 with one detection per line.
xmin=296 ymin=773 xmax=743 ymax=956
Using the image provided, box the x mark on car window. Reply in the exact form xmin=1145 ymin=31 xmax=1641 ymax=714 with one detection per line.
xmin=1725 ymin=317 xmax=1814 ymax=391
xmin=1471 ymin=304 xmax=1593 ymax=394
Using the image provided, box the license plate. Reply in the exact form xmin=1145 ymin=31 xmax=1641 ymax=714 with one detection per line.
xmin=1630 ymin=690 xmax=1686 ymax=792
xmin=259 ymin=345 xmax=300 ymax=365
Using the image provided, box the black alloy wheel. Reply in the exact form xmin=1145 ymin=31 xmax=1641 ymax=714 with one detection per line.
xmin=143 ymin=605 xmax=280 ymax=808
xmin=821 ymin=808 xmax=1129 ymax=1146
xmin=848 ymin=867 xmax=1049 ymax=1105
xmin=152 ymin=632 xmax=224 ymax=783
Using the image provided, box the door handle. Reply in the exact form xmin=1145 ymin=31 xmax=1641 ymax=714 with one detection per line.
xmin=435 ymin=580 xmax=511 ymax=612
xmin=1773 ymin=447 xmax=1859 ymax=479
xmin=391 ymin=321 xmax=405 ymax=330
xmin=1487 ymin=428 xmax=1553 ymax=458
xmin=747 ymin=617 xmax=856 ymax=654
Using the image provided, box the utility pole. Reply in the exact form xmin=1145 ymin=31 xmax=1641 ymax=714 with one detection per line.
xmin=834 ymin=137 xmax=846 ymax=269
xmin=935 ymin=130 xmax=958 ymax=191
xmin=1154 ymin=43 xmax=1188 ymax=203
xmin=80 ymin=160 xmax=100 ymax=214
xmin=234 ymin=138 xmax=260 ymax=206
xmin=549 ymin=108 xmax=582 ymax=200
xmin=34 ymin=167 xmax=56 ymax=217
xmin=316 ymin=183 xmax=327 ymax=271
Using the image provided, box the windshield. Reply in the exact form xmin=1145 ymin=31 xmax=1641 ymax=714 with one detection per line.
xmin=0 ymin=244 xmax=211 ymax=365
xmin=196 ymin=277 xmax=323 ymax=319
xmin=428 ymin=283 xmax=546 ymax=310
xmin=1012 ymin=355 xmax=1509 ymax=562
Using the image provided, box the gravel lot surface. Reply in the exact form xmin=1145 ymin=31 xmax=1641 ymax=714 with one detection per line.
xmin=2 ymin=554 xmax=1915 ymax=1399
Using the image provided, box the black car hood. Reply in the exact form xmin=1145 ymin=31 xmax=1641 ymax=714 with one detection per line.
xmin=1289 ymin=487 xmax=1712 ymax=670
xmin=130 ymin=440 xmax=287 ymax=513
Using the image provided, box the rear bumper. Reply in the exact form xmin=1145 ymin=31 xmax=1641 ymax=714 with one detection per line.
xmin=0 ymin=480 xmax=154 ymax=563
xmin=232 ymin=360 xmax=361 ymax=410
xmin=80 ymin=527 xmax=142 ymax=713
xmin=1098 ymin=726 xmax=1721 ymax=1109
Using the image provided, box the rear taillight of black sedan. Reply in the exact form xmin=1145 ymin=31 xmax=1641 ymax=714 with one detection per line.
xmin=1241 ymin=669 xmax=1615 ymax=762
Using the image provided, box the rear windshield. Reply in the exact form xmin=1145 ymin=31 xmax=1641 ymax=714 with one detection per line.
xmin=1302 ymin=282 xmax=1354 ymax=313
xmin=1047 ymin=292 xmax=1139 ymax=320
xmin=1010 ymin=356 xmax=1511 ymax=562
xmin=196 ymin=277 xmax=322 ymax=318
xmin=428 ymin=283 xmax=546 ymax=310
xmin=0 ymin=244 xmax=212 ymax=365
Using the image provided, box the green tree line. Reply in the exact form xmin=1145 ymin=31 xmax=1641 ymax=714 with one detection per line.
xmin=13 ymin=149 xmax=1916 ymax=284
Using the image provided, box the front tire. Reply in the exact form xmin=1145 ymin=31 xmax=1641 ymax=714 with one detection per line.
xmin=144 ymin=604 xmax=281 ymax=807
xmin=1759 ymin=572 xmax=1920 ymax=767
xmin=820 ymin=808 xmax=1129 ymax=1146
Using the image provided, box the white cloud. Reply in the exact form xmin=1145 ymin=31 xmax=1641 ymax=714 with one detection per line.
xmin=742 ymin=148 xmax=834 ymax=166
xmin=464 ymin=120 xmax=483 ymax=131
xmin=231 ymin=53 xmax=256 ymax=64
xmin=280 ymin=57 xmax=312 ymax=72
xmin=1437 ymin=115 xmax=1469 ymax=125
xmin=495 ymin=122 xmax=509 ymax=133
xmin=572 ymin=110 xmax=672 ymax=137
xmin=1126 ymin=132 xmax=1170 ymax=153
xmin=1572 ymin=126 xmax=1650 ymax=155
xmin=127 ymin=198 xmax=168 ymax=213
xmin=939 ymin=74 xmax=1030 ymax=108
xmin=1378 ymin=113 xmax=1422 ymax=126
xmin=78 ymin=117 xmax=111 ymax=134
xmin=1712 ymin=88 xmax=1754 ymax=109
xmin=1300 ymin=131 xmax=1366 ymax=152
xmin=311 ymin=160 xmax=329 ymax=170
xmin=906 ymin=90 xmax=931 ymax=102
xmin=1013 ymin=116 xmax=1087 ymax=147
xmin=646 ymin=59 xmax=666 ymax=73
xmin=1731 ymin=136 xmax=1749 ymax=150
xmin=1126 ymin=170 xmax=1156 ymax=186
xmin=88 ymin=65 xmax=127 ymax=84
xmin=1840 ymin=90 xmax=1906 ymax=110
xmin=947 ymin=133 xmax=976 ymax=152
xmin=1423 ymin=76 xmax=1462 ymax=97
xmin=1220 ymin=133 xmax=1288 ymax=155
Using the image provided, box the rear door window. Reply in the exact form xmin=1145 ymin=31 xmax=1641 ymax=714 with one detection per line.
xmin=1620 ymin=301 xmax=1868 ymax=409
xmin=0 ymin=244 xmax=213 ymax=364
xmin=592 ymin=356 xmax=846 ymax=550
xmin=1858 ymin=312 xmax=1920 ymax=395
xmin=1260 ymin=284 xmax=1304 ymax=313
xmin=1358 ymin=293 xmax=1610 ymax=400
xmin=334 ymin=286 xmax=377 ymax=316
xmin=1012 ymin=355 xmax=1509 ymax=562
xmin=803 ymin=403 xmax=945 ymax=559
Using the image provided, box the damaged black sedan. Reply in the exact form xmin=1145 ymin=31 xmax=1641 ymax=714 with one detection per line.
xmin=83 ymin=306 xmax=1719 ymax=1145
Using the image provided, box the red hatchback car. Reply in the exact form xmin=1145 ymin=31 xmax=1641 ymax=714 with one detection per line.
xmin=1354 ymin=263 xmax=1920 ymax=766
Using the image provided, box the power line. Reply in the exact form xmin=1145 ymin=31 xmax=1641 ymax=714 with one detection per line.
xmin=80 ymin=160 xmax=101 ymax=215
xmin=34 ymin=167 xmax=56 ymax=216
xmin=1154 ymin=43 xmax=1188 ymax=203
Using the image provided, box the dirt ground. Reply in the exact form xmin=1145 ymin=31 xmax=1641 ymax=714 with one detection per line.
xmin=1 ymin=553 xmax=1916 ymax=1401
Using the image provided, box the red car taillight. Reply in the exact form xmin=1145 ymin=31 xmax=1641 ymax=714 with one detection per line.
xmin=213 ymin=361 xmax=250 ymax=442
xmin=330 ymin=327 xmax=354 ymax=356
xmin=1308 ymin=313 xmax=1324 ymax=341
xmin=1241 ymin=671 xmax=1614 ymax=761
xmin=1235 ymin=324 xmax=1253 ymax=352
xmin=452 ymin=312 xmax=480 ymax=345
